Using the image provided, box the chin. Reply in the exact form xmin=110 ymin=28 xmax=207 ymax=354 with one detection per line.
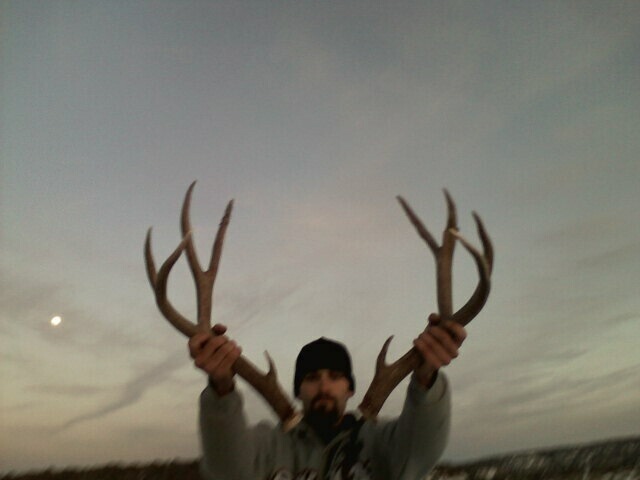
xmin=305 ymin=408 xmax=340 ymax=428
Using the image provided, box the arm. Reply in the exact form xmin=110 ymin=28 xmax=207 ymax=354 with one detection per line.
xmin=371 ymin=372 xmax=451 ymax=478
xmin=190 ymin=325 xmax=274 ymax=479
xmin=199 ymin=385 xmax=275 ymax=479
xmin=371 ymin=316 xmax=465 ymax=477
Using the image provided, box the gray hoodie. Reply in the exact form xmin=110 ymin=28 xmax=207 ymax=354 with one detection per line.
xmin=199 ymin=374 xmax=451 ymax=480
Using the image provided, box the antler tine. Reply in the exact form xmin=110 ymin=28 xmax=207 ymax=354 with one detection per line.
xmin=358 ymin=191 xmax=492 ymax=421
xmin=473 ymin=211 xmax=494 ymax=273
xmin=448 ymin=212 xmax=493 ymax=325
xmin=439 ymin=190 xmax=457 ymax=317
xmin=145 ymin=228 xmax=198 ymax=336
xmin=179 ymin=181 xmax=234 ymax=332
xmin=208 ymin=200 xmax=234 ymax=272
xmin=396 ymin=195 xmax=439 ymax=251
xmin=443 ymin=189 xmax=457 ymax=232
xmin=180 ymin=181 xmax=201 ymax=269
xmin=397 ymin=193 xmax=458 ymax=317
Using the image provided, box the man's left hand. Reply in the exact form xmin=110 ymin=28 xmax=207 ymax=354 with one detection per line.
xmin=413 ymin=313 xmax=467 ymax=388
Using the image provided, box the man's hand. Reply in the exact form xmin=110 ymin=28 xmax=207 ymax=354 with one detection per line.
xmin=188 ymin=323 xmax=242 ymax=396
xmin=413 ymin=313 xmax=467 ymax=388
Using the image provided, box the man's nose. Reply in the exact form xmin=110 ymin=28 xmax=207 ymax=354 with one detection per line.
xmin=318 ymin=374 xmax=331 ymax=393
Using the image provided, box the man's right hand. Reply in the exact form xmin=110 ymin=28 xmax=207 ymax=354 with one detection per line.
xmin=188 ymin=323 xmax=242 ymax=396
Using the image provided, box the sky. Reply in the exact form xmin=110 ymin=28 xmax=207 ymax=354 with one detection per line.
xmin=1 ymin=0 xmax=639 ymax=474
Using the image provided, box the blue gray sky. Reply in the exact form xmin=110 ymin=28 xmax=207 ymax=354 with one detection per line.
xmin=1 ymin=0 xmax=639 ymax=473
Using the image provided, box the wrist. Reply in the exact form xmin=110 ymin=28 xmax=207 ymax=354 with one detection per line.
xmin=414 ymin=369 xmax=438 ymax=390
xmin=208 ymin=377 xmax=235 ymax=396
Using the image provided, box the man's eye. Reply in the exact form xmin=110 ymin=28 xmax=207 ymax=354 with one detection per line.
xmin=329 ymin=371 xmax=344 ymax=380
xmin=304 ymin=373 xmax=320 ymax=381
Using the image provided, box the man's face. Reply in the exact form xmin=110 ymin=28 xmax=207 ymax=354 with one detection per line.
xmin=297 ymin=369 xmax=353 ymax=422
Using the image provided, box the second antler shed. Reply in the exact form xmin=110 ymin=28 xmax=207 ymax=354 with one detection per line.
xmin=357 ymin=191 xmax=493 ymax=420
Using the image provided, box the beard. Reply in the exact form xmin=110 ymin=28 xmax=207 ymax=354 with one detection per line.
xmin=304 ymin=395 xmax=343 ymax=445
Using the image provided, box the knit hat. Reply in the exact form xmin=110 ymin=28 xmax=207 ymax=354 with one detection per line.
xmin=294 ymin=337 xmax=355 ymax=396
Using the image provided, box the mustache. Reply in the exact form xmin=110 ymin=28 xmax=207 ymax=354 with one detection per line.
xmin=311 ymin=394 xmax=337 ymax=408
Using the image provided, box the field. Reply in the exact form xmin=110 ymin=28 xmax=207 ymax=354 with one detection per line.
xmin=3 ymin=436 xmax=638 ymax=480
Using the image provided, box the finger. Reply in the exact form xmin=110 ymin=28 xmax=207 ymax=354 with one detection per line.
xmin=194 ymin=336 xmax=228 ymax=369
xmin=205 ymin=341 xmax=239 ymax=378
xmin=212 ymin=323 xmax=227 ymax=336
xmin=414 ymin=336 xmax=447 ymax=370
xmin=415 ymin=332 xmax=456 ymax=369
xmin=188 ymin=332 xmax=213 ymax=358
xmin=217 ymin=342 xmax=242 ymax=373
xmin=189 ymin=331 xmax=212 ymax=349
xmin=441 ymin=321 xmax=467 ymax=346
xmin=200 ymin=334 xmax=228 ymax=358
xmin=427 ymin=312 xmax=441 ymax=326
xmin=429 ymin=327 xmax=460 ymax=358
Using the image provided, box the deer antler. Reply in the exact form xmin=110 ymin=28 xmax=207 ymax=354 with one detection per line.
xmin=358 ymin=191 xmax=493 ymax=420
xmin=145 ymin=182 xmax=301 ymax=430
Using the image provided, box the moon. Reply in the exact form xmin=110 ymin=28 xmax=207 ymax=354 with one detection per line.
xmin=50 ymin=316 xmax=62 ymax=327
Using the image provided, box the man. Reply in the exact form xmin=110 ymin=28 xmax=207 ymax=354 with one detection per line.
xmin=189 ymin=315 xmax=466 ymax=479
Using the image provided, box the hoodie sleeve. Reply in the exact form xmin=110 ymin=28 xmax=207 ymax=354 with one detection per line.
xmin=371 ymin=372 xmax=451 ymax=479
xmin=198 ymin=386 xmax=275 ymax=480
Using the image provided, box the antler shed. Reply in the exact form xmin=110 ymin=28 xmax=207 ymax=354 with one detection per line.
xmin=357 ymin=191 xmax=493 ymax=420
xmin=145 ymin=182 xmax=301 ymax=431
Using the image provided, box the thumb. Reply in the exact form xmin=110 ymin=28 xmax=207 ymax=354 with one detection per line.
xmin=212 ymin=324 xmax=227 ymax=336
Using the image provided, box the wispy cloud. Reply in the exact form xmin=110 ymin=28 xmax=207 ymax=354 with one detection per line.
xmin=55 ymin=350 xmax=184 ymax=432
xmin=26 ymin=384 xmax=104 ymax=396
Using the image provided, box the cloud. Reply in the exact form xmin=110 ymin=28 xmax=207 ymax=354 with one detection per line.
xmin=26 ymin=384 xmax=104 ymax=396
xmin=574 ymin=242 xmax=640 ymax=270
xmin=448 ymin=362 xmax=640 ymax=459
xmin=608 ymin=312 xmax=639 ymax=326
xmin=219 ymin=275 xmax=301 ymax=331
xmin=55 ymin=350 xmax=184 ymax=432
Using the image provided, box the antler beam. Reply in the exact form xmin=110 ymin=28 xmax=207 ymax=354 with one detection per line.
xmin=145 ymin=182 xmax=301 ymax=431
xmin=358 ymin=191 xmax=493 ymax=420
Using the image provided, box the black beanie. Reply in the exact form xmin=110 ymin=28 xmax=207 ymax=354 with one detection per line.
xmin=294 ymin=337 xmax=355 ymax=396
